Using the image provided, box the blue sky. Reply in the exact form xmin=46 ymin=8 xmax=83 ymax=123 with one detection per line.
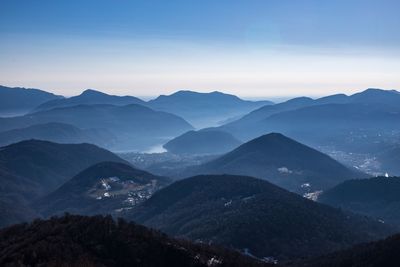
xmin=1 ymin=0 xmax=399 ymax=98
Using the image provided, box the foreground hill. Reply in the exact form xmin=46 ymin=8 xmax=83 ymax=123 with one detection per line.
xmin=0 ymin=215 xmax=271 ymax=267
xmin=0 ymin=85 xmax=62 ymax=116
xmin=148 ymin=90 xmax=272 ymax=128
xmin=299 ymin=233 xmax=400 ymax=267
xmin=164 ymin=130 xmax=242 ymax=155
xmin=0 ymin=122 xmax=115 ymax=148
xmin=35 ymin=162 xmax=170 ymax=217
xmin=129 ymin=175 xmax=393 ymax=260
xmin=319 ymin=177 xmax=400 ymax=225
xmin=0 ymin=140 xmax=128 ymax=227
xmin=34 ymin=89 xmax=146 ymax=112
xmin=0 ymin=104 xmax=193 ymax=150
xmin=186 ymin=133 xmax=362 ymax=193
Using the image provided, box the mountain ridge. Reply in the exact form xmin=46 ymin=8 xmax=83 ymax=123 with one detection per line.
xmin=184 ymin=133 xmax=363 ymax=193
xmin=33 ymin=88 xmax=146 ymax=112
xmin=129 ymin=174 xmax=394 ymax=260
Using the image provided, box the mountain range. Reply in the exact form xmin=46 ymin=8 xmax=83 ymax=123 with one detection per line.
xmin=4 ymin=86 xmax=400 ymax=155
xmin=1 ymin=85 xmax=400 ymax=265
xmin=183 ymin=133 xmax=363 ymax=193
xmin=218 ymin=88 xmax=400 ymax=154
xmin=0 ymin=85 xmax=62 ymax=116
xmin=148 ymin=90 xmax=273 ymax=128
xmin=1 ymin=86 xmax=273 ymax=129
xmin=0 ymin=103 xmax=193 ymax=150
xmin=33 ymin=89 xmax=146 ymax=112
xmin=129 ymin=174 xmax=393 ymax=260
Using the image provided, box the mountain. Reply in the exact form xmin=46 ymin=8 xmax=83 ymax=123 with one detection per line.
xmin=220 ymin=97 xmax=315 ymax=139
xmin=0 ymin=122 xmax=115 ymax=148
xmin=34 ymin=89 xmax=146 ymax=112
xmin=35 ymin=162 xmax=170 ymax=217
xmin=319 ymin=177 xmax=400 ymax=226
xmin=299 ymin=233 xmax=400 ymax=267
xmin=0 ymin=85 xmax=62 ymax=116
xmin=129 ymin=175 xmax=393 ymax=261
xmin=163 ymin=130 xmax=242 ymax=155
xmin=0 ymin=215 xmax=271 ymax=267
xmin=148 ymin=90 xmax=273 ymax=128
xmin=219 ymin=89 xmax=400 ymax=151
xmin=0 ymin=140 xmax=128 ymax=197
xmin=258 ymin=103 xmax=400 ymax=153
xmin=0 ymin=104 xmax=193 ymax=150
xmin=0 ymin=140 xmax=128 ymax=228
xmin=185 ymin=133 xmax=362 ymax=193
xmin=349 ymin=88 xmax=400 ymax=106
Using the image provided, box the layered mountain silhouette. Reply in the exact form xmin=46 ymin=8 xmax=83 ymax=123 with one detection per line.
xmin=129 ymin=174 xmax=393 ymax=260
xmin=319 ymin=177 xmax=400 ymax=225
xmin=0 ymin=140 xmax=128 ymax=227
xmin=0 ymin=215 xmax=271 ymax=267
xmin=184 ymin=133 xmax=362 ymax=193
xmin=0 ymin=85 xmax=62 ymax=116
xmin=35 ymin=161 xmax=170 ymax=217
xmin=34 ymin=89 xmax=146 ymax=112
xmin=300 ymin=233 xmax=400 ymax=267
xmin=148 ymin=90 xmax=273 ymax=128
xmin=219 ymin=89 xmax=400 ymax=153
xmin=0 ymin=104 xmax=193 ymax=150
xmin=0 ymin=122 xmax=115 ymax=147
xmin=163 ymin=130 xmax=242 ymax=155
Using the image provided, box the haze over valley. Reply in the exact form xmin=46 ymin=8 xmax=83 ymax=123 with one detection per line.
xmin=1 ymin=1 xmax=400 ymax=266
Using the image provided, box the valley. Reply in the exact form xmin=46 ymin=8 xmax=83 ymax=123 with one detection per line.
xmin=2 ymin=1 xmax=400 ymax=265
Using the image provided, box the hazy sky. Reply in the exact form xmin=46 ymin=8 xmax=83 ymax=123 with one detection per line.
xmin=1 ymin=0 xmax=399 ymax=98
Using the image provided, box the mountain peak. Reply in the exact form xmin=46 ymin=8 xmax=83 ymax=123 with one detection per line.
xmin=355 ymin=88 xmax=397 ymax=96
xmin=190 ymin=132 xmax=362 ymax=193
xmin=156 ymin=89 xmax=243 ymax=99
xmin=243 ymin=132 xmax=294 ymax=147
xmin=80 ymin=89 xmax=107 ymax=96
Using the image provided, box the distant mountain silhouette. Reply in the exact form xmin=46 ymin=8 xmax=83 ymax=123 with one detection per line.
xmin=35 ymin=161 xmax=170 ymax=217
xmin=0 ymin=215 xmax=270 ymax=267
xmin=34 ymin=89 xmax=146 ymax=112
xmin=0 ymin=140 xmax=127 ymax=227
xmin=349 ymin=88 xmax=400 ymax=105
xmin=163 ymin=130 xmax=242 ymax=155
xmin=0 ymin=85 xmax=62 ymax=116
xmin=258 ymin=103 xmax=400 ymax=153
xmin=219 ymin=89 xmax=400 ymax=152
xmin=220 ymin=97 xmax=315 ymax=137
xmin=0 ymin=104 xmax=193 ymax=150
xmin=300 ymin=233 xmax=400 ymax=267
xmin=184 ymin=133 xmax=363 ymax=193
xmin=148 ymin=90 xmax=273 ymax=128
xmin=129 ymin=174 xmax=393 ymax=260
xmin=0 ymin=122 xmax=115 ymax=147
xmin=319 ymin=177 xmax=400 ymax=225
